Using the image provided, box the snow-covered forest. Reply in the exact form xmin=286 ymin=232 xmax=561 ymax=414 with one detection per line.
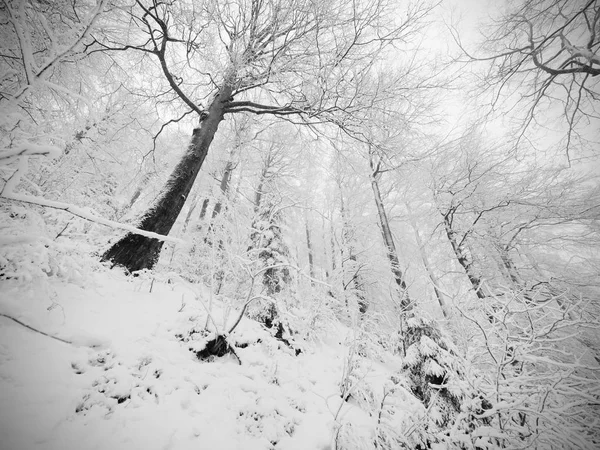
xmin=1 ymin=0 xmax=599 ymax=448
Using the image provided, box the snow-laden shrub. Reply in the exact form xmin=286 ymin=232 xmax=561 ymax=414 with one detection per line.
xmin=461 ymin=290 xmax=600 ymax=449
xmin=400 ymin=317 xmax=492 ymax=449
xmin=0 ymin=202 xmax=90 ymax=285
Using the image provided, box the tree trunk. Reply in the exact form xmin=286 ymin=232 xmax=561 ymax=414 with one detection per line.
xmin=369 ymin=167 xmax=412 ymax=312
xmin=330 ymin=215 xmax=336 ymax=275
xmin=405 ymin=202 xmax=449 ymax=318
xmin=181 ymin=193 xmax=200 ymax=233
xmin=339 ymin=192 xmax=368 ymax=315
xmin=322 ymin=215 xmax=330 ymax=280
xmin=204 ymin=160 xmax=235 ymax=243
xmin=305 ymin=220 xmax=315 ymax=283
xmin=198 ymin=198 xmax=210 ymax=221
xmin=102 ymin=85 xmax=233 ymax=272
xmin=441 ymin=210 xmax=486 ymax=300
xmin=211 ymin=160 xmax=234 ymax=219
xmin=254 ymin=173 xmax=267 ymax=214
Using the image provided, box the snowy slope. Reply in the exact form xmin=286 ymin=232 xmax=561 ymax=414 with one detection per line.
xmin=0 ymin=270 xmax=422 ymax=450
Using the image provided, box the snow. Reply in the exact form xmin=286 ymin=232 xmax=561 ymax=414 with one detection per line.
xmin=0 ymin=269 xmax=424 ymax=450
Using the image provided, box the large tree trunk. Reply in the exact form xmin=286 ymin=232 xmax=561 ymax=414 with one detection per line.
xmin=102 ymin=85 xmax=233 ymax=272
xmin=369 ymin=163 xmax=412 ymax=312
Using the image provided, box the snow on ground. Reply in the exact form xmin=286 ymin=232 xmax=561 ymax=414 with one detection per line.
xmin=0 ymin=269 xmax=422 ymax=450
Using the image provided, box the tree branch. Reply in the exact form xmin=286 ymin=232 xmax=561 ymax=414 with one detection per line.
xmin=0 ymin=313 xmax=72 ymax=345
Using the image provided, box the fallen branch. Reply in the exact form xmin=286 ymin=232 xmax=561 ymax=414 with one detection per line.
xmin=0 ymin=312 xmax=72 ymax=345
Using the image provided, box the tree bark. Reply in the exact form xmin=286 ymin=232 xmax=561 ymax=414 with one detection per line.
xmin=369 ymin=162 xmax=412 ymax=312
xmin=101 ymin=85 xmax=233 ymax=272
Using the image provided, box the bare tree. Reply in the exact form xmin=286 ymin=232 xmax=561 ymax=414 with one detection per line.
xmin=452 ymin=0 xmax=600 ymax=163
xmin=98 ymin=0 xmax=436 ymax=272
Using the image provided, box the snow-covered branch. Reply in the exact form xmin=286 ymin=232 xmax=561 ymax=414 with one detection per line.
xmin=0 ymin=143 xmax=63 ymax=163
xmin=1 ymin=192 xmax=184 ymax=244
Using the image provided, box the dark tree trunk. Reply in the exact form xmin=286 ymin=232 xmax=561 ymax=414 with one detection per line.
xmin=369 ymin=164 xmax=412 ymax=312
xmin=102 ymin=85 xmax=233 ymax=272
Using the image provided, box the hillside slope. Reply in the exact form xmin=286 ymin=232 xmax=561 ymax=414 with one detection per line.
xmin=0 ymin=270 xmax=424 ymax=450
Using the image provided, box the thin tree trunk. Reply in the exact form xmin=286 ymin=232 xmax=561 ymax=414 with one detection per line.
xmin=204 ymin=160 xmax=236 ymax=243
xmin=254 ymin=172 xmax=267 ymax=214
xmin=330 ymin=215 xmax=336 ymax=275
xmin=167 ymin=192 xmax=200 ymax=266
xmin=339 ymin=191 xmax=368 ymax=315
xmin=440 ymin=209 xmax=487 ymax=300
xmin=211 ymin=160 xmax=235 ymax=219
xmin=405 ymin=202 xmax=449 ymax=318
xmin=126 ymin=189 xmax=142 ymax=210
xmin=182 ymin=193 xmax=200 ymax=233
xmin=102 ymin=84 xmax=234 ymax=272
xmin=305 ymin=220 xmax=315 ymax=283
xmin=198 ymin=198 xmax=210 ymax=221
xmin=323 ymin=215 xmax=330 ymax=280
xmin=369 ymin=160 xmax=412 ymax=312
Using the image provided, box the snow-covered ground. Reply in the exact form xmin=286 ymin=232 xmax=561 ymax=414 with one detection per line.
xmin=0 ymin=270 xmax=422 ymax=450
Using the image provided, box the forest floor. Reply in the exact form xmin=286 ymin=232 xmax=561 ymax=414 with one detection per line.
xmin=0 ymin=267 xmax=422 ymax=450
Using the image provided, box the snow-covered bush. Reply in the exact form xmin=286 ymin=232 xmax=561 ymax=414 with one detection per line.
xmin=0 ymin=202 xmax=90 ymax=285
xmin=461 ymin=290 xmax=600 ymax=449
xmin=399 ymin=317 xmax=492 ymax=448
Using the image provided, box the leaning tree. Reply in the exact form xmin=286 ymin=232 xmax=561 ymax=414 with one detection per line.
xmin=97 ymin=0 xmax=437 ymax=272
